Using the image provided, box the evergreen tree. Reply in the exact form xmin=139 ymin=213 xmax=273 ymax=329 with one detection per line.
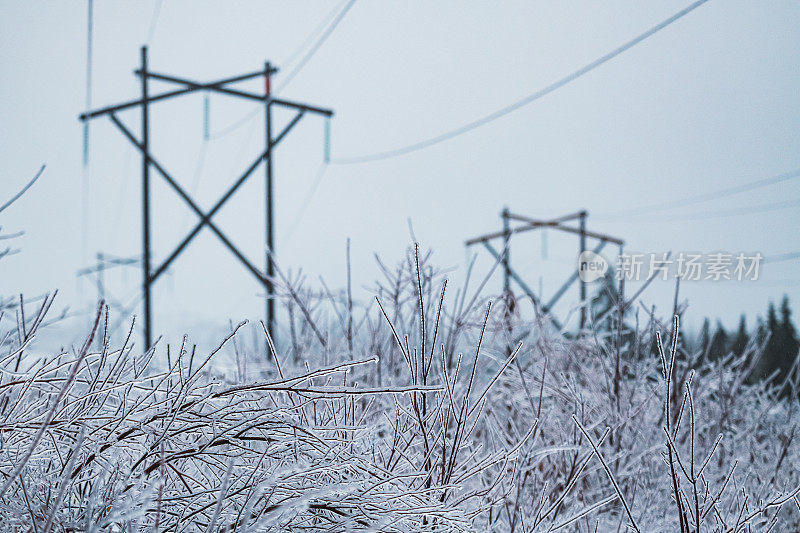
xmin=708 ymin=321 xmax=729 ymax=360
xmin=753 ymin=298 xmax=799 ymax=394
xmin=754 ymin=315 xmax=767 ymax=345
xmin=756 ymin=302 xmax=781 ymax=382
xmin=697 ymin=318 xmax=711 ymax=355
xmin=731 ymin=314 xmax=749 ymax=357
xmin=777 ymin=296 xmax=800 ymax=388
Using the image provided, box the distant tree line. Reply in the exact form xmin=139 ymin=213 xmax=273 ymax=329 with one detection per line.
xmin=696 ymin=296 xmax=800 ymax=393
xmin=589 ymin=272 xmax=800 ymax=396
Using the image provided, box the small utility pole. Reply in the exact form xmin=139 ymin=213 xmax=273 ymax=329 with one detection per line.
xmin=502 ymin=207 xmax=512 ymax=355
xmin=579 ymin=210 xmax=587 ymax=330
xmin=77 ymin=252 xmax=141 ymax=346
xmin=141 ymin=46 xmax=152 ymax=350
xmin=264 ymin=61 xmax=275 ymax=342
xmin=502 ymin=207 xmax=511 ymax=297
xmin=96 ymin=252 xmax=105 ymax=303
xmin=77 ymin=253 xmax=141 ymax=305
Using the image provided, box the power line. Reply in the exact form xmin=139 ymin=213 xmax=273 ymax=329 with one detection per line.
xmin=275 ymin=0 xmax=356 ymax=93
xmin=177 ymin=140 xmax=209 ymax=230
xmin=83 ymin=0 xmax=93 ymax=166
xmin=275 ymin=0 xmax=355 ymax=93
xmin=81 ymin=0 xmax=93 ymax=276
xmin=146 ymin=0 xmax=164 ymax=45
xmin=203 ymin=0 xmax=352 ymax=239
xmin=282 ymin=163 xmax=329 ymax=245
xmin=668 ymin=197 xmax=800 ymax=220
xmin=280 ymin=3 xmax=343 ymax=69
xmin=206 ymin=0 xmax=355 ymax=140
xmin=207 ymin=107 xmax=260 ymax=140
xmin=598 ymin=167 xmax=800 ymax=218
xmin=331 ymin=0 xmax=710 ymax=165
xmin=0 ymin=165 xmax=45 ymax=215
xmin=600 ymin=195 xmax=800 ymax=223
xmin=765 ymin=251 xmax=800 ymax=264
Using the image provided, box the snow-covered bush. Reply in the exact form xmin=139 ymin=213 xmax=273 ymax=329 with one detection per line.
xmin=0 ymin=244 xmax=798 ymax=531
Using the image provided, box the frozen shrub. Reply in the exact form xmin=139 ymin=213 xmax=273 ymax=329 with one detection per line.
xmin=0 ymin=244 xmax=797 ymax=531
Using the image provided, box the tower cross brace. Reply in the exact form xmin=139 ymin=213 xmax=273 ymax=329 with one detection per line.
xmin=79 ymin=46 xmax=333 ymax=349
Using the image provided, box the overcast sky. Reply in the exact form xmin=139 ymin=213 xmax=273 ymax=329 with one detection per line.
xmin=2 ymin=1 xmax=799 ymax=348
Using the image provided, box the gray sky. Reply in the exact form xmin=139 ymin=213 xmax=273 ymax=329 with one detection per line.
xmin=2 ymin=1 xmax=799 ymax=347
